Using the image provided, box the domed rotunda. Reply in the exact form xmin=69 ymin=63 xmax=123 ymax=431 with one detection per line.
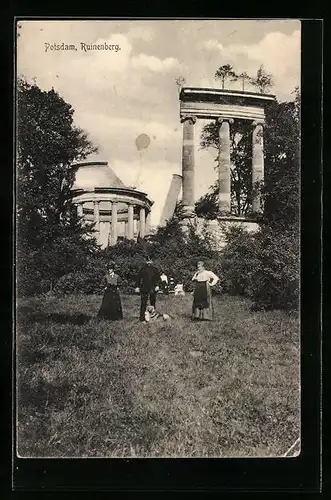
xmin=71 ymin=161 xmax=153 ymax=248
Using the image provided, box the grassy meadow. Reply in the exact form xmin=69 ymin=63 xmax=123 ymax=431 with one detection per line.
xmin=16 ymin=293 xmax=300 ymax=458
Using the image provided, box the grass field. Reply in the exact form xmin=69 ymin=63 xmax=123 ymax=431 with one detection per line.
xmin=16 ymin=293 xmax=300 ymax=458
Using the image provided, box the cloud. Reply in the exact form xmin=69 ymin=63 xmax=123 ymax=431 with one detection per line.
xmin=200 ymin=39 xmax=224 ymax=51
xmin=131 ymin=53 xmax=181 ymax=72
xmin=227 ymin=30 xmax=300 ymax=78
xmin=198 ymin=29 xmax=300 ymax=99
xmin=127 ymin=25 xmax=156 ymax=42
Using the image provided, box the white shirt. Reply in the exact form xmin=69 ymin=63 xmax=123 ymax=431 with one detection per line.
xmin=160 ymin=274 xmax=168 ymax=283
xmin=192 ymin=270 xmax=219 ymax=286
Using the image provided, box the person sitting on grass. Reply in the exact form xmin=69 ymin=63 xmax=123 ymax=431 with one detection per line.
xmin=160 ymin=271 xmax=169 ymax=294
xmin=144 ymin=305 xmax=171 ymax=322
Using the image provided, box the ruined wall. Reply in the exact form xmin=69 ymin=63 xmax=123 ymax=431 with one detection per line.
xmin=195 ymin=217 xmax=259 ymax=250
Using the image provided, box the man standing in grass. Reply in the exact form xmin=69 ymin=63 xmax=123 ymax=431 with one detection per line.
xmin=135 ymin=256 xmax=161 ymax=322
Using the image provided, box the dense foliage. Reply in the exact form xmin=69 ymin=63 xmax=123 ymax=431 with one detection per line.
xmin=16 ymin=78 xmax=100 ymax=296
xmin=220 ymin=226 xmax=299 ymax=310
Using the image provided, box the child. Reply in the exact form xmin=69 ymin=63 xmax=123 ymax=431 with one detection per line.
xmin=174 ymin=283 xmax=185 ymax=296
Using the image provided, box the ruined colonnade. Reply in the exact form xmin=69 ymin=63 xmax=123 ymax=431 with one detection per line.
xmin=180 ymin=115 xmax=265 ymax=217
xmin=179 ymin=88 xmax=275 ymax=223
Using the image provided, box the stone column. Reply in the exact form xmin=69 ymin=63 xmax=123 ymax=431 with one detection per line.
xmin=77 ymin=202 xmax=83 ymax=217
xmin=146 ymin=210 xmax=151 ymax=234
xmin=139 ymin=206 xmax=146 ymax=238
xmin=104 ymin=221 xmax=111 ymax=248
xmin=218 ymin=118 xmax=233 ymax=213
xmin=93 ymin=200 xmax=100 ymax=231
xmin=111 ymin=201 xmax=118 ymax=245
xmin=181 ymin=114 xmax=197 ymax=218
xmin=127 ymin=204 xmax=134 ymax=240
xmin=252 ymin=121 xmax=264 ymax=213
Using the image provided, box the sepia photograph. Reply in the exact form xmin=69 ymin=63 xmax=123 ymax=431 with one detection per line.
xmin=15 ymin=19 xmax=301 ymax=459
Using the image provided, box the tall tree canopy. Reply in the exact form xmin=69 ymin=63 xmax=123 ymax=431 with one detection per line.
xmin=17 ymin=78 xmax=98 ymax=245
xmin=262 ymin=87 xmax=300 ymax=230
xmin=16 ymin=78 xmax=99 ymax=294
xmin=233 ymin=71 xmax=252 ymax=91
xmin=250 ymin=65 xmax=274 ymax=94
xmin=214 ymin=64 xmax=237 ymax=89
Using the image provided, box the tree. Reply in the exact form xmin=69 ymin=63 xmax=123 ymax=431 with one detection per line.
xmin=198 ymin=118 xmax=253 ymax=216
xmin=195 ymin=183 xmax=219 ymax=220
xmin=233 ymin=71 xmax=252 ymax=91
xmin=197 ymin=89 xmax=300 ymax=228
xmin=17 ymin=78 xmax=98 ymax=241
xmin=250 ymin=65 xmax=274 ymax=94
xmin=214 ymin=64 xmax=237 ymax=90
xmin=174 ymin=76 xmax=187 ymax=94
xmin=16 ymin=78 xmax=100 ymax=294
xmin=262 ymin=90 xmax=300 ymax=230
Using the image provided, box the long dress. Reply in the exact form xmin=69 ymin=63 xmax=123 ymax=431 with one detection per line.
xmin=192 ymin=270 xmax=219 ymax=321
xmin=97 ymin=272 xmax=123 ymax=320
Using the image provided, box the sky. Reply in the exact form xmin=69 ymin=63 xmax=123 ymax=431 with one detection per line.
xmin=17 ymin=19 xmax=301 ymax=226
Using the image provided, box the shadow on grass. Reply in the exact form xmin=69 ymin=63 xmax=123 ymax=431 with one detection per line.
xmin=18 ymin=378 xmax=72 ymax=411
xmin=17 ymin=307 xmax=93 ymax=326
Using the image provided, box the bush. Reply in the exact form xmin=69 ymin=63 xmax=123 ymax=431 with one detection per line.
xmin=219 ymin=226 xmax=258 ymax=296
xmin=16 ymin=245 xmax=45 ymax=296
xmin=250 ymin=228 xmax=300 ymax=311
xmin=219 ymin=225 xmax=299 ymax=310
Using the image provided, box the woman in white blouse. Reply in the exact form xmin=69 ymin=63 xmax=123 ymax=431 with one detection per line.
xmin=192 ymin=260 xmax=219 ymax=321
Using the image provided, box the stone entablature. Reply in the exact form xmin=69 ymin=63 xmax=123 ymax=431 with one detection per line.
xmin=180 ymin=87 xmax=275 ymax=121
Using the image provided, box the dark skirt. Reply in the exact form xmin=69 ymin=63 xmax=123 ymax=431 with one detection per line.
xmin=98 ymin=285 xmax=123 ymax=320
xmin=192 ymin=281 xmax=214 ymax=321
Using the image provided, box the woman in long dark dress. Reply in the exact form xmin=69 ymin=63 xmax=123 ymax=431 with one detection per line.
xmin=192 ymin=261 xmax=219 ymax=321
xmin=97 ymin=263 xmax=123 ymax=320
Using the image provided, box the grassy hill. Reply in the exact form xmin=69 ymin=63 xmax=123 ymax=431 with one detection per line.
xmin=16 ymin=293 xmax=300 ymax=458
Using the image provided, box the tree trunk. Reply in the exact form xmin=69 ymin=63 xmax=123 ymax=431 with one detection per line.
xmin=235 ymin=189 xmax=241 ymax=215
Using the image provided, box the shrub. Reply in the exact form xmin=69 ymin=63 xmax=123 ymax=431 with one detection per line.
xmin=219 ymin=226 xmax=258 ymax=296
xmin=16 ymin=245 xmax=45 ymax=296
xmin=219 ymin=224 xmax=300 ymax=310
xmin=250 ymin=228 xmax=300 ymax=311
